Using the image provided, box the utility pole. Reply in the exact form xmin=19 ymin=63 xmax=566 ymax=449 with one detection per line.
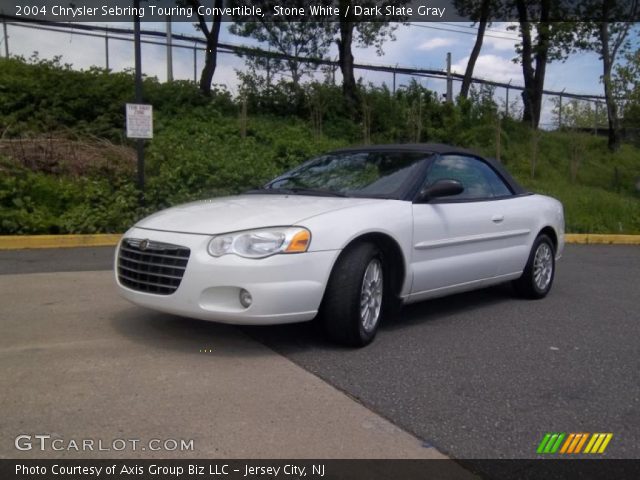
xmin=166 ymin=15 xmax=173 ymax=82
xmin=446 ymin=52 xmax=453 ymax=104
xmin=133 ymin=0 xmax=145 ymax=199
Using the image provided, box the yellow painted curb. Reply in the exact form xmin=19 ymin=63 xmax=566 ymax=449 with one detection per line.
xmin=0 ymin=233 xmax=638 ymax=250
xmin=564 ymin=234 xmax=640 ymax=245
xmin=0 ymin=234 xmax=122 ymax=250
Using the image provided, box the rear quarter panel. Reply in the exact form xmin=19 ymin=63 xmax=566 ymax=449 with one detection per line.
xmin=498 ymin=194 xmax=565 ymax=276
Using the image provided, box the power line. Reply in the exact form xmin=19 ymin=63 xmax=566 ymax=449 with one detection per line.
xmin=439 ymin=21 xmax=521 ymax=38
xmin=408 ymin=22 xmax=519 ymax=41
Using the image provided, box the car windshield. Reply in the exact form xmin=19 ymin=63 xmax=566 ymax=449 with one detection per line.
xmin=262 ymin=151 xmax=431 ymax=198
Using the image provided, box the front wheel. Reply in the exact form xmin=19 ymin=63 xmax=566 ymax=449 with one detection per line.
xmin=512 ymin=234 xmax=556 ymax=299
xmin=321 ymin=243 xmax=384 ymax=347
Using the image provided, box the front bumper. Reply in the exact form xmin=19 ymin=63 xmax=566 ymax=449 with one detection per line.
xmin=115 ymin=227 xmax=340 ymax=325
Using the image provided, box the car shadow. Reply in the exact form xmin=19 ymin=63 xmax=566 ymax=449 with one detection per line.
xmin=384 ymin=283 xmax=516 ymax=331
xmin=110 ymin=283 xmax=518 ymax=355
xmin=109 ymin=306 xmax=272 ymax=358
xmin=241 ymin=283 xmax=518 ymax=351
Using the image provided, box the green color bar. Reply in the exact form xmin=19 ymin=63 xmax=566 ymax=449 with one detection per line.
xmin=550 ymin=433 xmax=566 ymax=453
xmin=537 ymin=433 xmax=552 ymax=454
xmin=544 ymin=434 xmax=559 ymax=453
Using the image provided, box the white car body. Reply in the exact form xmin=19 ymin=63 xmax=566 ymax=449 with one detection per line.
xmin=115 ymin=145 xmax=564 ymax=336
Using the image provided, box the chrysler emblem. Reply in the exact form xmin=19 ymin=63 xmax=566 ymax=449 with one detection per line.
xmin=139 ymin=239 xmax=150 ymax=251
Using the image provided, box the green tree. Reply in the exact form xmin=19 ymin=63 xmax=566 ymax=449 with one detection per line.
xmin=574 ymin=1 xmax=639 ymax=151
xmin=614 ymin=48 xmax=640 ymax=131
xmin=330 ymin=1 xmax=408 ymax=111
xmin=508 ymin=1 xmax=577 ymax=129
xmin=230 ymin=1 xmax=332 ymax=87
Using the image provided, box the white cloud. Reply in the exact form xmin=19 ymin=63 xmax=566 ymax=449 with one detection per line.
xmin=483 ymin=22 xmax=519 ymax=53
xmin=417 ymin=37 xmax=457 ymax=51
xmin=452 ymin=54 xmax=521 ymax=84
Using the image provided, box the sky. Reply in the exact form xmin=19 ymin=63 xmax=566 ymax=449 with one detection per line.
xmin=3 ymin=20 xmax=611 ymax=127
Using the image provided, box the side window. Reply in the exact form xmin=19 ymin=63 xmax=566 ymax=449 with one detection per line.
xmin=425 ymin=155 xmax=512 ymax=200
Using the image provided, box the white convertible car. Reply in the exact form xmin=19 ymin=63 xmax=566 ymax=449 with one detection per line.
xmin=115 ymin=144 xmax=564 ymax=346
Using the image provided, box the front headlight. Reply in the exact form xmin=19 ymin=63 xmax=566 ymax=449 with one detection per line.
xmin=207 ymin=227 xmax=311 ymax=258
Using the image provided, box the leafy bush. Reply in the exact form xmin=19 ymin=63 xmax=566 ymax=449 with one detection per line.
xmin=1 ymin=56 xmax=638 ymax=234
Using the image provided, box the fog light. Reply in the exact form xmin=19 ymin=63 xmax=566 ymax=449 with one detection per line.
xmin=239 ymin=289 xmax=253 ymax=308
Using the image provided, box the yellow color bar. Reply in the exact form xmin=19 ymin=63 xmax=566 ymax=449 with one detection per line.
xmin=590 ymin=434 xmax=606 ymax=453
xmin=597 ymin=434 xmax=613 ymax=453
xmin=584 ymin=434 xmax=598 ymax=454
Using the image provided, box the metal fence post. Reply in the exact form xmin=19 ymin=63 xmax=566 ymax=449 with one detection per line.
xmin=506 ymin=80 xmax=511 ymax=117
xmin=166 ymin=15 xmax=173 ymax=82
xmin=193 ymin=43 xmax=197 ymax=84
xmin=105 ymin=33 xmax=109 ymax=70
xmin=558 ymin=92 xmax=563 ymax=129
xmin=392 ymin=68 xmax=396 ymax=95
xmin=3 ymin=17 xmax=8 ymax=58
xmin=446 ymin=52 xmax=453 ymax=103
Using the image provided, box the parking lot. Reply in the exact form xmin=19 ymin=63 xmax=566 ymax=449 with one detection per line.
xmin=1 ymin=244 xmax=638 ymax=460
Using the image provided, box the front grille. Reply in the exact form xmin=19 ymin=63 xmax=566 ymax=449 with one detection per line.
xmin=118 ymin=238 xmax=190 ymax=295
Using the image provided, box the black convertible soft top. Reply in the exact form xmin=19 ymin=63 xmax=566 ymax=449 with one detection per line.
xmin=332 ymin=143 xmax=528 ymax=196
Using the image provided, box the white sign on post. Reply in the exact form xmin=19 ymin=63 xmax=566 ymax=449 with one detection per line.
xmin=126 ymin=103 xmax=153 ymax=139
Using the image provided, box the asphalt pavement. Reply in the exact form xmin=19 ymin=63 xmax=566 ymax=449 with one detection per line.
xmin=1 ymin=244 xmax=638 ymax=461
xmin=244 ymin=245 xmax=640 ymax=459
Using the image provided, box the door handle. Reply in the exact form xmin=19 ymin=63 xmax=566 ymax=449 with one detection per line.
xmin=491 ymin=214 xmax=504 ymax=223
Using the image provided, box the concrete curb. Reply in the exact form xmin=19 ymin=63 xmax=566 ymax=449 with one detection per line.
xmin=0 ymin=234 xmax=122 ymax=249
xmin=0 ymin=233 xmax=639 ymax=250
xmin=564 ymin=234 xmax=640 ymax=245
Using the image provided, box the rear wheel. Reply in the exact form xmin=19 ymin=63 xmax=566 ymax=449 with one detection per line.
xmin=512 ymin=234 xmax=555 ymax=299
xmin=321 ymin=243 xmax=384 ymax=347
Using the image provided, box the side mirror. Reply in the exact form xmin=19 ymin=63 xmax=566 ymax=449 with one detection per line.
xmin=417 ymin=179 xmax=464 ymax=202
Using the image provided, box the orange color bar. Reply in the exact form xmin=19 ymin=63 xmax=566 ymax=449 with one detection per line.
xmin=560 ymin=434 xmax=575 ymax=454
xmin=574 ymin=433 xmax=589 ymax=453
xmin=567 ymin=434 xmax=583 ymax=454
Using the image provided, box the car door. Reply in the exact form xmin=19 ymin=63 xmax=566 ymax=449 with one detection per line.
xmin=409 ymin=154 xmax=520 ymax=299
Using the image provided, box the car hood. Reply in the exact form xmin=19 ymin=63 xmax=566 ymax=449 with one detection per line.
xmin=135 ymin=194 xmax=381 ymax=235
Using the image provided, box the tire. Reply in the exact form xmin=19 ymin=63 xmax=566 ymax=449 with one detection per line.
xmin=321 ymin=242 xmax=385 ymax=347
xmin=512 ymin=234 xmax=556 ymax=299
